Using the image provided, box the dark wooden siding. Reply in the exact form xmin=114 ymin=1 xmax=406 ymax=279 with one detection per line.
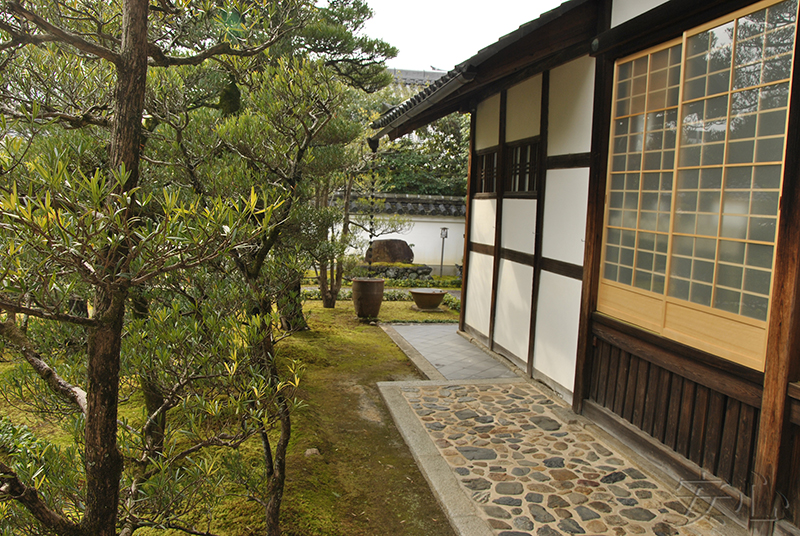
xmin=589 ymin=315 xmax=762 ymax=495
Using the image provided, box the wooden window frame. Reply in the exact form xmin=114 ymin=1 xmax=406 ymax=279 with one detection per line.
xmin=504 ymin=136 xmax=540 ymax=198
xmin=473 ymin=146 xmax=499 ymax=197
xmin=597 ymin=0 xmax=799 ymax=371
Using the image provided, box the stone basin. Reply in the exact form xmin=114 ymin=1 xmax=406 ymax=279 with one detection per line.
xmin=409 ymin=288 xmax=446 ymax=310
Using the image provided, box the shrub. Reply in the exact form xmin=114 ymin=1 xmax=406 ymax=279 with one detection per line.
xmin=442 ymin=293 xmax=461 ymax=312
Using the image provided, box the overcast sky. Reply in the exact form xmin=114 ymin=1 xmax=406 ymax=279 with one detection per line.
xmin=361 ymin=0 xmax=566 ymax=72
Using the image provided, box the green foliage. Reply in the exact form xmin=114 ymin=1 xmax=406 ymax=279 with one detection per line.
xmin=0 ymin=418 xmax=84 ymax=533
xmin=373 ymin=113 xmax=469 ymax=196
xmin=0 ymin=0 xmax=398 ymax=533
xmin=442 ymin=293 xmax=461 ymax=312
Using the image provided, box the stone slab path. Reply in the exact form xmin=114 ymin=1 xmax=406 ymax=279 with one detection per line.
xmin=379 ymin=378 xmax=746 ymax=536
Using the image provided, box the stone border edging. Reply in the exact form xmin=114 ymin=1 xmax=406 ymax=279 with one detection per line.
xmin=377 ymin=379 xmax=524 ymax=536
xmin=380 ymin=325 xmax=446 ymax=381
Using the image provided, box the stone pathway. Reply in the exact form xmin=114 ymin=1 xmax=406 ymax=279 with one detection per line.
xmin=394 ymin=380 xmax=743 ymax=536
xmin=391 ymin=324 xmax=517 ymax=380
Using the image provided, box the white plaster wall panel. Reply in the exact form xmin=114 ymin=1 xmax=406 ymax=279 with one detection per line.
xmin=464 ymin=252 xmax=493 ymax=337
xmin=501 ymin=199 xmax=537 ymax=255
xmin=470 ymin=198 xmax=497 ymax=246
xmin=350 ymin=216 xmax=465 ymax=271
xmin=506 ymin=74 xmax=542 ymax=142
xmin=475 ymin=93 xmax=501 ymax=150
xmin=611 ymin=0 xmax=668 ymax=28
xmin=493 ymin=259 xmax=533 ymax=361
xmin=542 ymin=168 xmax=589 ymax=265
xmin=548 ymin=56 xmax=595 ymax=156
xmin=533 ymin=271 xmax=583 ymax=396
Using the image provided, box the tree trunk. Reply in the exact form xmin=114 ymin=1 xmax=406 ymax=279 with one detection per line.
xmin=83 ymin=288 xmax=127 ymax=536
xmin=319 ymin=261 xmax=338 ymax=308
xmin=253 ymin=297 xmax=291 ymax=536
xmin=277 ymin=271 xmax=307 ymax=331
xmin=109 ymin=0 xmax=148 ymax=192
xmin=82 ymin=0 xmax=149 ymax=532
xmin=264 ymin=401 xmax=290 ymax=536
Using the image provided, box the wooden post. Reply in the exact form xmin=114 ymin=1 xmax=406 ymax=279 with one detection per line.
xmin=459 ymin=112 xmax=477 ymax=333
xmin=488 ymin=91 xmax=507 ymax=350
xmin=750 ymin=20 xmax=800 ymax=535
xmin=573 ymin=50 xmax=614 ymax=414
xmin=527 ymin=71 xmax=550 ymax=378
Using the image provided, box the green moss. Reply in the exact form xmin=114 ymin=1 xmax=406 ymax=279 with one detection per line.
xmin=1 ymin=303 xmax=457 ymax=536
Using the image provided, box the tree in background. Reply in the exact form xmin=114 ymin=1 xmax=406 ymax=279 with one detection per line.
xmin=374 ymin=108 xmax=470 ymax=197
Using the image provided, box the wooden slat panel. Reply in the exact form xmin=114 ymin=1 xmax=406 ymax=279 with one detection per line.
xmin=665 ymin=376 xmax=684 ymax=450
xmin=718 ymin=398 xmax=742 ymax=485
xmin=788 ymin=425 xmax=800 ymax=527
xmin=594 ymin=341 xmax=610 ymax=406
xmin=614 ymin=351 xmax=631 ymax=416
xmin=689 ymin=385 xmax=710 ymax=466
xmin=592 ymin=316 xmax=763 ymax=407
xmin=733 ymin=404 xmax=757 ymax=492
xmin=642 ymin=363 xmax=661 ymax=436
xmin=633 ymin=359 xmax=650 ymax=429
xmin=623 ymin=354 xmax=639 ymax=423
xmin=589 ymin=340 xmax=603 ymax=402
xmin=676 ymin=381 xmax=696 ymax=458
xmin=653 ymin=367 xmax=673 ymax=443
xmin=702 ymin=391 xmax=727 ymax=474
xmin=605 ymin=346 xmax=620 ymax=410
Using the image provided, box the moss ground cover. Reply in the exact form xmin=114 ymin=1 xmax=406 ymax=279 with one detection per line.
xmin=0 ymin=301 xmax=457 ymax=536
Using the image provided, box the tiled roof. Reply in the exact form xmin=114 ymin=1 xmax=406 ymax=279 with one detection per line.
xmin=341 ymin=193 xmax=466 ymax=217
xmin=387 ymin=68 xmax=447 ymax=87
xmin=369 ymin=0 xmax=583 ymax=140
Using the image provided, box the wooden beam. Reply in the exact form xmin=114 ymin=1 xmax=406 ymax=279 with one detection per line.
xmin=591 ymin=0 xmax=761 ymax=58
xmin=547 ymin=152 xmax=592 ymax=170
xmin=468 ymin=242 xmax=494 ymax=256
xmin=751 ymin=19 xmax=800 ymax=535
xmin=540 ymin=257 xmax=584 ymax=280
xmin=500 ymin=248 xmax=535 ymax=267
xmin=487 ymin=91 xmax=507 ymax=350
xmin=459 ymin=112 xmax=477 ymax=333
xmin=527 ymin=70 xmax=550 ymax=378
xmin=573 ymin=50 xmax=614 ymax=415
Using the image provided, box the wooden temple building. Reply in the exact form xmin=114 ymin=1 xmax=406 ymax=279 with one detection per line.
xmin=369 ymin=0 xmax=800 ymax=534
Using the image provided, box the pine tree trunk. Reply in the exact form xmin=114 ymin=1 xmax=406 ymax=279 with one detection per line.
xmin=83 ymin=288 xmax=127 ymax=536
xmin=82 ymin=0 xmax=149 ymax=532
xmin=253 ymin=299 xmax=291 ymax=536
xmin=278 ymin=271 xmax=307 ymax=331
xmin=319 ymin=262 xmax=338 ymax=308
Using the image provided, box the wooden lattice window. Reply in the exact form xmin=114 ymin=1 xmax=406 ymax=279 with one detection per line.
xmin=475 ymin=148 xmax=498 ymax=194
xmin=506 ymin=138 xmax=539 ymax=195
xmin=598 ymin=0 xmax=799 ymax=370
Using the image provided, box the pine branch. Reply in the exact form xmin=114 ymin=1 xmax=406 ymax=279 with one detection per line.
xmin=0 ymin=462 xmax=83 ymax=536
xmin=0 ymin=319 xmax=88 ymax=414
xmin=6 ymin=1 xmax=120 ymax=64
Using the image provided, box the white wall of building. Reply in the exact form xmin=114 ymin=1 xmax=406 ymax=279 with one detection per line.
xmin=542 ymin=169 xmax=589 ymax=266
xmin=548 ymin=56 xmax=595 ymax=156
xmin=475 ymin=93 xmax=501 ymax=150
xmin=464 ymin=252 xmax=494 ymax=337
xmin=368 ymin=215 xmax=465 ymax=271
xmin=494 ymin=259 xmax=533 ymax=367
xmin=611 ymin=0 xmax=667 ymax=28
xmin=533 ymin=271 xmax=583 ymax=403
xmin=470 ymin=198 xmax=497 ymax=246
xmin=502 ymin=199 xmax=536 ymax=255
xmin=506 ymin=74 xmax=542 ymax=142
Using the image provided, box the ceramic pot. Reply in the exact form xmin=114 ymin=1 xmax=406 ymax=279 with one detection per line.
xmin=409 ymin=288 xmax=446 ymax=310
xmin=351 ymin=278 xmax=384 ymax=318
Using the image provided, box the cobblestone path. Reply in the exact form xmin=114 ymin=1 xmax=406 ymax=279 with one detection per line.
xmin=400 ymin=381 xmax=741 ymax=536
